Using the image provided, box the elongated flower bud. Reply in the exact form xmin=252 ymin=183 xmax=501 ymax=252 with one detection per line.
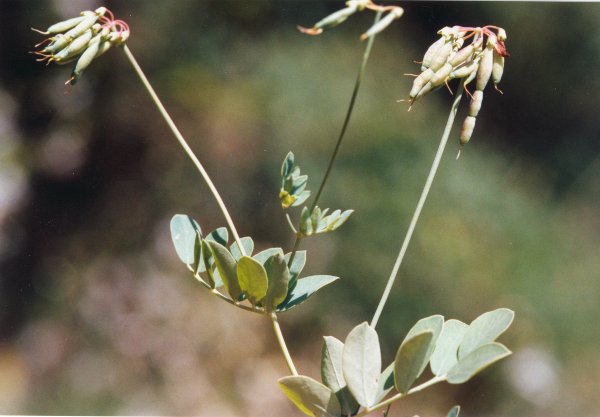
xmin=53 ymin=29 xmax=94 ymax=63
xmin=298 ymin=5 xmax=358 ymax=35
xmin=33 ymin=7 xmax=129 ymax=85
xmin=476 ymin=41 xmax=494 ymax=91
xmin=492 ymin=52 xmax=505 ymax=91
xmin=360 ymin=7 xmax=403 ymax=40
xmin=468 ymin=90 xmax=484 ymax=118
xmin=46 ymin=14 xmax=89 ymax=34
xmin=421 ymin=36 xmax=445 ymax=71
xmin=448 ymin=43 xmax=475 ymax=67
xmin=460 ymin=116 xmax=477 ymax=145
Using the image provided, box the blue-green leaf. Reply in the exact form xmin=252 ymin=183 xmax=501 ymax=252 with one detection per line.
xmin=394 ymin=330 xmax=434 ymax=394
xmin=284 ymin=250 xmax=306 ymax=290
xmin=198 ymin=227 xmax=228 ymax=273
xmin=430 ymin=319 xmax=469 ymax=376
xmin=279 ymin=375 xmax=341 ymax=417
xmin=458 ymin=309 xmax=514 ymax=360
xmin=447 ymin=405 xmax=461 ymax=417
xmin=276 ymin=275 xmax=339 ymax=312
xmin=447 ymin=343 xmax=511 ymax=384
xmin=208 ymin=240 xmax=241 ymax=300
xmin=263 ymin=253 xmax=290 ymax=312
xmin=375 ymin=362 xmax=394 ymax=403
xmin=253 ymin=247 xmax=284 ymax=265
xmin=230 ymin=236 xmax=254 ymax=261
xmin=170 ymin=214 xmax=201 ymax=265
xmin=404 ymin=315 xmax=444 ymax=378
xmin=237 ymin=256 xmax=268 ymax=304
xmin=342 ymin=322 xmax=381 ymax=408
xmin=321 ymin=336 xmax=360 ymax=416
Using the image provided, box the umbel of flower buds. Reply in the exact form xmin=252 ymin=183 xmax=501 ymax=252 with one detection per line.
xmin=298 ymin=0 xmax=403 ymax=41
xmin=32 ymin=7 xmax=129 ymax=85
xmin=406 ymin=25 xmax=509 ymax=149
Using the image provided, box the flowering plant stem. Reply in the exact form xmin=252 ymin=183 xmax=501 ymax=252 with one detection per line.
xmin=288 ymin=10 xmax=383 ymax=266
xmin=371 ymin=80 xmax=465 ymax=329
xmin=121 ymin=44 xmax=298 ymax=376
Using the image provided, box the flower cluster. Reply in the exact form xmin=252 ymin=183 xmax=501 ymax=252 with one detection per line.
xmin=407 ymin=26 xmax=508 ymax=148
xmin=298 ymin=0 xmax=403 ymax=41
xmin=32 ymin=7 xmax=129 ymax=85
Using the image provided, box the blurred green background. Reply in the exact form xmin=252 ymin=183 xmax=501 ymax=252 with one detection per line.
xmin=0 ymin=1 xmax=599 ymax=415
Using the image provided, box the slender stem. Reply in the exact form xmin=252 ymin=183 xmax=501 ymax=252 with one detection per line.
xmin=370 ymin=81 xmax=465 ymax=329
xmin=287 ymin=11 xmax=383 ymax=267
xmin=121 ymin=44 xmax=246 ymax=256
xmin=122 ymin=45 xmax=300 ymax=378
xmin=356 ymin=376 xmax=445 ymax=417
xmin=270 ymin=312 xmax=298 ymax=375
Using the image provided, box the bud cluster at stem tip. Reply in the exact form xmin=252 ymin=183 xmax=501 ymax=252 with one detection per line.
xmin=405 ymin=25 xmax=509 ymax=150
xmin=298 ymin=0 xmax=403 ymax=41
xmin=32 ymin=7 xmax=129 ymax=85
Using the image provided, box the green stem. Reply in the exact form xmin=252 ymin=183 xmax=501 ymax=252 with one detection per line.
xmin=123 ymin=44 xmax=299 ymax=376
xmin=270 ymin=312 xmax=298 ymax=375
xmin=356 ymin=376 xmax=445 ymax=416
xmin=121 ymin=44 xmax=246 ymax=256
xmin=287 ymin=11 xmax=383 ymax=267
xmin=370 ymin=81 xmax=465 ymax=329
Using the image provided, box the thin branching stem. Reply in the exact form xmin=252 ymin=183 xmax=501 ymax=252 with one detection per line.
xmin=122 ymin=44 xmax=301 ymax=375
xmin=287 ymin=11 xmax=383 ymax=267
xmin=121 ymin=44 xmax=246 ymax=256
xmin=371 ymin=80 xmax=465 ymax=329
xmin=271 ymin=312 xmax=298 ymax=375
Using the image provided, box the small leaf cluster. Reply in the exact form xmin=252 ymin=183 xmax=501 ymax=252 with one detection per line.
xmin=280 ymin=152 xmax=311 ymax=209
xmin=279 ymin=309 xmax=514 ymax=416
xmin=280 ymin=152 xmax=353 ymax=238
xmin=170 ymin=214 xmax=338 ymax=313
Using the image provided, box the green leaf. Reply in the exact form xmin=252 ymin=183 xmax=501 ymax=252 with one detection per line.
xmin=447 ymin=405 xmax=461 ymax=417
xmin=430 ymin=319 xmax=469 ymax=377
xmin=284 ymin=250 xmax=306 ymax=290
xmin=198 ymin=227 xmax=229 ymax=273
xmin=393 ymin=330 xmax=434 ymax=394
xmin=281 ymin=151 xmax=295 ymax=178
xmin=263 ymin=253 xmax=290 ymax=312
xmin=237 ymin=256 xmax=268 ymax=304
xmin=278 ymin=375 xmax=341 ymax=417
xmin=405 ymin=315 xmax=444 ymax=378
xmin=321 ymin=337 xmax=360 ymax=416
xmin=276 ymin=275 xmax=339 ymax=312
xmin=293 ymin=190 xmax=311 ymax=207
xmin=375 ymin=362 xmax=394 ymax=403
xmin=300 ymin=206 xmax=313 ymax=235
xmin=458 ymin=309 xmax=514 ymax=360
xmin=230 ymin=236 xmax=254 ymax=261
xmin=170 ymin=214 xmax=201 ymax=265
xmin=207 ymin=240 xmax=241 ymax=300
xmin=200 ymin=240 xmax=216 ymax=288
xmin=342 ymin=322 xmax=381 ymax=408
xmin=253 ymin=247 xmax=284 ymax=265
xmin=447 ymin=342 xmax=511 ymax=384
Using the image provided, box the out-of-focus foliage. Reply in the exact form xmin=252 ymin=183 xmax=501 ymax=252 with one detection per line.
xmin=0 ymin=1 xmax=599 ymax=416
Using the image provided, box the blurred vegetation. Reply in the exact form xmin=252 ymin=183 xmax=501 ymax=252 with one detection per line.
xmin=0 ymin=1 xmax=599 ymax=416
